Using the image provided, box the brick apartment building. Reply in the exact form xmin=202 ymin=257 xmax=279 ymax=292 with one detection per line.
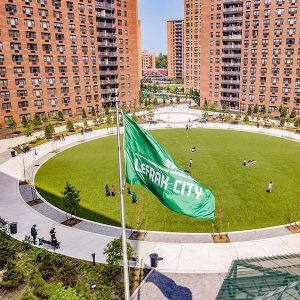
xmin=184 ymin=0 xmax=300 ymax=115
xmin=167 ymin=20 xmax=183 ymax=79
xmin=141 ymin=50 xmax=156 ymax=69
xmin=0 ymin=0 xmax=140 ymax=126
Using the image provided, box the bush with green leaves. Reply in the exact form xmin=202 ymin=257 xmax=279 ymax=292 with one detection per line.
xmin=82 ymin=109 xmax=87 ymax=119
xmin=103 ymin=237 xmax=134 ymax=268
xmin=46 ymin=283 xmax=85 ymax=300
xmin=22 ymin=116 xmax=28 ymax=128
xmin=1 ymin=260 xmax=24 ymax=288
xmin=247 ymin=106 xmax=252 ymax=115
xmin=29 ymin=269 xmax=46 ymax=297
xmin=280 ymin=117 xmax=285 ymax=127
xmin=66 ymin=119 xmax=74 ymax=132
xmin=253 ymin=104 xmax=259 ymax=114
xmin=244 ymin=114 xmax=249 ymax=122
xmin=20 ymin=286 xmax=38 ymax=300
xmin=44 ymin=125 xmax=52 ymax=140
xmin=32 ymin=114 xmax=42 ymax=127
xmin=7 ymin=117 xmax=17 ymax=132
xmin=56 ymin=111 xmax=64 ymax=121
xmin=91 ymin=106 xmax=96 ymax=116
xmin=0 ymin=230 xmax=18 ymax=269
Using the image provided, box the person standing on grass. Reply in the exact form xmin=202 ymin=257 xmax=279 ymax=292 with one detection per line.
xmin=127 ymin=187 xmax=132 ymax=195
xmin=132 ymin=192 xmax=137 ymax=204
xmin=105 ymin=184 xmax=110 ymax=197
xmin=267 ymin=181 xmax=273 ymax=193
xmin=31 ymin=224 xmax=37 ymax=245
xmin=189 ymin=158 xmax=193 ymax=167
xmin=111 ymin=185 xmax=116 ymax=196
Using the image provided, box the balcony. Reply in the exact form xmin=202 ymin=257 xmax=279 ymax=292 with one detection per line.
xmin=223 ymin=16 xmax=243 ymax=23
xmin=99 ymin=70 xmax=118 ymax=75
xmin=223 ymin=35 xmax=242 ymax=41
xmin=224 ymin=0 xmax=243 ymax=3
xmin=222 ymin=80 xmax=240 ymax=84
xmin=99 ymin=52 xmax=117 ymax=57
xmin=221 ymin=96 xmax=240 ymax=102
xmin=98 ymin=42 xmax=117 ymax=47
xmin=223 ymin=26 xmax=242 ymax=32
xmin=101 ymin=88 xmax=118 ymax=94
xmin=97 ymin=32 xmax=116 ymax=38
xmin=223 ymin=62 xmax=240 ymax=67
xmin=222 ymin=71 xmax=240 ymax=75
xmin=96 ymin=22 xmax=116 ymax=29
xmin=222 ymin=53 xmax=241 ymax=58
xmin=95 ymin=2 xmax=114 ymax=9
xmin=99 ymin=61 xmax=117 ymax=66
xmin=223 ymin=7 xmax=243 ymax=13
xmin=221 ymin=88 xmax=239 ymax=93
xmin=96 ymin=12 xmax=114 ymax=18
xmin=101 ymin=79 xmax=118 ymax=85
xmin=223 ymin=44 xmax=242 ymax=49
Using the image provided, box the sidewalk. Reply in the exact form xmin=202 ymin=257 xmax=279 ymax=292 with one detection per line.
xmin=0 ymin=105 xmax=300 ymax=274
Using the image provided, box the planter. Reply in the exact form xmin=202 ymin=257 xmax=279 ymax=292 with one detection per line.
xmin=129 ymin=231 xmax=147 ymax=241
xmin=212 ymin=234 xmax=230 ymax=243
xmin=61 ymin=217 xmax=81 ymax=227
xmin=287 ymin=224 xmax=300 ymax=233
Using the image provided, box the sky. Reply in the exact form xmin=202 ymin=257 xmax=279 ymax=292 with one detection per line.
xmin=138 ymin=0 xmax=184 ymax=55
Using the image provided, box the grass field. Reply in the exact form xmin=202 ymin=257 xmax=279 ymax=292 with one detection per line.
xmin=35 ymin=129 xmax=300 ymax=233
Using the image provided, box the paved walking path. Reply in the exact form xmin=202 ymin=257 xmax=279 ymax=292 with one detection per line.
xmin=0 ymin=105 xmax=300 ymax=275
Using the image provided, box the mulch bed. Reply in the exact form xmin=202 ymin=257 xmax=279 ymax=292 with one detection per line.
xmin=27 ymin=199 xmax=43 ymax=206
xmin=61 ymin=217 xmax=81 ymax=227
xmin=287 ymin=224 xmax=300 ymax=233
xmin=129 ymin=231 xmax=147 ymax=241
xmin=212 ymin=234 xmax=230 ymax=243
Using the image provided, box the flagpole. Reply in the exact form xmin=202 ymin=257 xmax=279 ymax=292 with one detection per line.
xmin=115 ymin=98 xmax=130 ymax=300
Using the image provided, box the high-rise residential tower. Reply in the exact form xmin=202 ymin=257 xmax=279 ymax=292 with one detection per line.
xmin=184 ymin=0 xmax=300 ymax=115
xmin=0 ymin=0 xmax=140 ymax=126
xmin=167 ymin=20 xmax=183 ymax=79
xmin=141 ymin=50 xmax=156 ymax=69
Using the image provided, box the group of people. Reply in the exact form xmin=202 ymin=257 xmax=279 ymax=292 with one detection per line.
xmin=105 ymin=184 xmax=116 ymax=197
xmin=20 ymin=144 xmax=30 ymax=153
xmin=58 ymin=134 xmax=65 ymax=141
xmin=105 ymin=184 xmax=137 ymax=203
xmin=30 ymin=225 xmax=57 ymax=245
xmin=243 ymin=159 xmax=257 ymax=166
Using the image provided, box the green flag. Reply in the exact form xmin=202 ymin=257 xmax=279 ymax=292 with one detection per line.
xmin=123 ymin=113 xmax=215 ymax=220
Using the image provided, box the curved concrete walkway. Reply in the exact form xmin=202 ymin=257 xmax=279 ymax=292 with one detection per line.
xmin=1 ymin=106 xmax=300 ymax=274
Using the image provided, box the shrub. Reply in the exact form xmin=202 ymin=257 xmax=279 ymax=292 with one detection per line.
xmin=103 ymin=237 xmax=134 ymax=268
xmin=20 ymin=286 xmax=38 ymax=300
xmin=29 ymin=269 xmax=46 ymax=297
xmin=294 ymin=118 xmax=300 ymax=128
xmin=32 ymin=114 xmax=42 ymax=127
xmin=1 ymin=260 xmax=24 ymax=288
xmin=280 ymin=117 xmax=285 ymax=127
xmin=56 ymin=111 xmax=64 ymax=121
xmin=44 ymin=125 xmax=52 ymax=140
xmin=45 ymin=283 xmax=85 ymax=300
xmin=82 ymin=109 xmax=87 ymax=119
xmin=91 ymin=106 xmax=96 ymax=116
xmin=22 ymin=116 xmax=28 ymax=128
xmin=244 ymin=114 xmax=249 ymax=122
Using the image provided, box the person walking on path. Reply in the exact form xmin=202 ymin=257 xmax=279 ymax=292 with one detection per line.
xmin=127 ymin=187 xmax=132 ymax=195
xmin=189 ymin=158 xmax=193 ymax=167
xmin=61 ymin=133 xmax=65 ymax=141
xmin=111 ymin=185 xmax=116 ymax=196
xmin=50 ymin=228 xmax=56 ymax=241
xmin=105 ymin=184 xmax=110 ymax=197
xmin=31 ymin=224 xmax=38 ymax=245
xmin=132 ymin=192 xmax=137 ymax=204
xmin=267 ymin=181 xmax=273 ymax=193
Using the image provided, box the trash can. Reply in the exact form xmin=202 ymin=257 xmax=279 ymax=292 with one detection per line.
xmin=10 ymin=222 xmax=17 ymax=234
xmin=11 ymin=151 xmax=16 ymax=157
xmin=149 ymin=253 xmax=158 ymax=268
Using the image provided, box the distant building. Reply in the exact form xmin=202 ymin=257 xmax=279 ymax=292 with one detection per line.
xmin=142 ymin=69 xmax=168 ymax=78
xmin=183 ymin=0 xmax=300 ymax=116
xmin=167 ymin=20 xmax=183 ymax=79
xmin=142 ymin=50 xmax=156 ymax=69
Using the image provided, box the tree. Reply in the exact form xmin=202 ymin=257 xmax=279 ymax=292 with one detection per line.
xmin=203 ymin=99 xmax=208 ymax=110
xmin=91 ymin=106 xmax=96 ymax=116
xmin=48 ymin=123 xmax=55 ymax=136
xmin=261 ymin=104 xmax=266 ymax=114
xmin=7 ymin=117 xmax=17 ymax=132
xmin=290 ymin=107 xmax=296 ymax=119
xmin=56 ymin=111 xmax=64 ymax=121
xmin=244 ymin=114 xmax=249 ymax=122
xmin=44 ymin=125 xmax=52 ymax=140
xmin=247 ymin=106 xmax=252 ymax=115
xmin=103 ymin=237 xmax=135 ymax=268
xmin=294 ymin=118 xmax=300 ymax=128
xmin=222 ymin=103 xmax=229 ymax=112
xmin=153 ymin=97 xmax=158 ymax=107
xmin=280 ymin=117 xmax=285 ymax=127
xmin=162 ymin=96 xmax=166 ymax=105
xmin=81 ymin=109 xmax=87 ymax=119
xmin=209 ymin=103 xmax=217 ymax=112
xmin=83 ymin=119 xmax=88 ymax=128
xmin=61 ymin=182 xmax=81 ymax=220
xmin=33 ymin=114 xmax=42 ymax=127
xmin=253 ymin=104 xmax=259 ymax=114
xmin=66 ymin=119 xmax=74 ymax=132
xmin=156 ymin=53 xmax=167 ymax=69
xmin=24 ymin=124 xmax=33 ymax=139
xmin=21 ymin=116 xmax=28 ymax=128
xmin=105 ymin=106 xmax=109 ymax=116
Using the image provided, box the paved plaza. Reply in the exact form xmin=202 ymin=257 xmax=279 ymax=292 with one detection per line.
xmin=1 ymin=105 xmax=300 ymax=297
